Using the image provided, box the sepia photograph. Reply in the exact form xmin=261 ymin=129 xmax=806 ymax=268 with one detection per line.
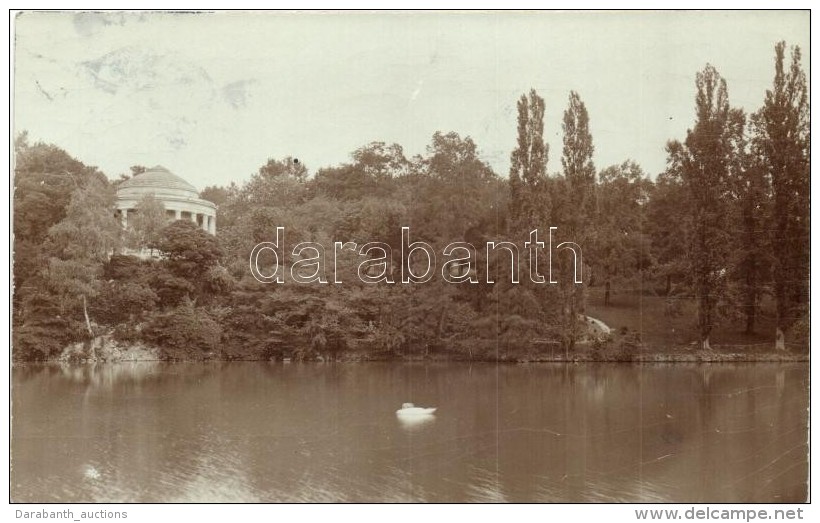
xmin=9 ymin=9 xmax=811 ymax=506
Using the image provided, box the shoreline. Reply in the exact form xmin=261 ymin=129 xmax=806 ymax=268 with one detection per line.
xmin=14 ymin=333 xmax=807 ymax=365
xmin=20 ymin=352 xmax=810 ymax=365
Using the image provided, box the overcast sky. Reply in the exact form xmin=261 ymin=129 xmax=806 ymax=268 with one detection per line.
xmin=13 ymin=11 xmax=809 ymax=191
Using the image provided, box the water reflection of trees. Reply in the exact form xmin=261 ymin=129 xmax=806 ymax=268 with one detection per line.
xmin=58 ymin=362 xmax=162 ymax=387
xmin=12 ymin=362 xmax=808 ymax=502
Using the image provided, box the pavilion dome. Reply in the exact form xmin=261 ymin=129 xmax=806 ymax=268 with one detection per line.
xmin=117 ymin=165 xmax=199 ymax=200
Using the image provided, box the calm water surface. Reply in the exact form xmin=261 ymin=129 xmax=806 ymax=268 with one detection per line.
xmin=12 ymin=362 xmax=808 ymax=502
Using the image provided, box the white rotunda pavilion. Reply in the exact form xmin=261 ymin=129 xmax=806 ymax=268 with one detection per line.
xmin=115 ymin=165 xmax=216 ymax=235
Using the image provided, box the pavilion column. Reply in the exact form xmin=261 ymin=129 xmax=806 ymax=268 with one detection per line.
xmin=209 ymin=215 xmax=216 ymax=235
xmin=190 ymin=212 xmax=198 ymax=224
xmin=121 ymin=209 xmax=128 ymax=229
xmin=175 ymin=209 xmax=181 ymax=221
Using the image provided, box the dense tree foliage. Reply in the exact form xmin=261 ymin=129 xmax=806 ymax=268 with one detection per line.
xmin=128 ymin=193 xmax=166 ymax=254
xmin=11 ymin=41 xmax=809 ymax=361
xmin=591 ymin=161 xmax=653 ymax=306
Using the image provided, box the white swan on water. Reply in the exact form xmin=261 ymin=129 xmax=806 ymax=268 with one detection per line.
xmin=396 ymin=402 xmax=437 ymax=416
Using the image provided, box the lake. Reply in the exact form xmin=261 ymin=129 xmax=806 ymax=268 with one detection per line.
xmin=11 ymin=362 xmax=809 ymax=502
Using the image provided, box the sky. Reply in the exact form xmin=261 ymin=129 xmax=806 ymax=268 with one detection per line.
xmin=13 ymin=11 xmax=810 ymax=191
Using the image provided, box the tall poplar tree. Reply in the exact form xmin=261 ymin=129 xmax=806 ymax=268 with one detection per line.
xmin=667 ymin=64 xmax=734 ymax=350
xmin=507 ymin=90 xmax=565 ymax=338
xmin=562 ymin=91 xmax=596 ymax=233
xmin=752 ymin=42 xmax=809 ymax=350
xmin=509 ymin=89 xmax=548 ymax=230
xmin=559 ymin=91 xmax=595 ymax=351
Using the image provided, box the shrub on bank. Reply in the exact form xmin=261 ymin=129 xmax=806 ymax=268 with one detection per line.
xmin=140 ymin=302 xmax=222 ymax=359
xmin=13 ymin=319 xmax=73 ymax=361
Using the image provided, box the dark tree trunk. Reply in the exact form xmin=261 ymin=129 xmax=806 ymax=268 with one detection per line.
xmin=742 ymin=204 xmax=758 ymax=335
xmin=665 ymin=275 xmax=672 ymax=296
xmin=604 ymin=280 xmax=611 ymax=306
xmin=436 ymin=306 xmax=447 ymax=339
xmin=745 ymin=306 xmax=756 ymax=335
xmin=744 ymin=255 xmax=757 ymax=335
